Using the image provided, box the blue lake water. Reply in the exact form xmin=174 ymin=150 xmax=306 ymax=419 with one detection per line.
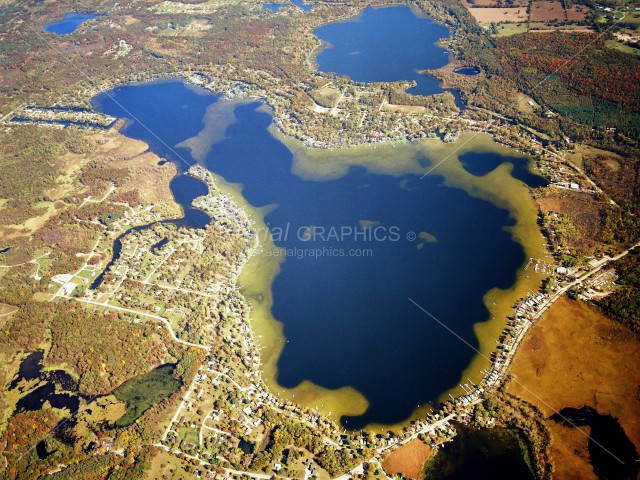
xmin=10 ymin=350 xmax=84 ymax=415
xmin=263 ymin=0 xmax=313 ymax=13
xmin=459 ymin=151 xmax=548 ymax=188
xmin=44 ymin=12 xmax=100 ymax=35
xmin=455 ymin=67 xmax=480 ymax=76
xmin=87 ymin=83 xmax=212 ymax=291
xmin=92 ymin=80 xmax=533 ymax=428
xmin=314 ymin=6 xmax=451 ymax=97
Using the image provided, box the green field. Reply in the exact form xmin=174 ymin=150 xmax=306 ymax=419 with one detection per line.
xmin=492 ymin=24 xmax=529 ymax=37
xmin=113 ymin=364 xmax=182 ymax=427
xmin=552 ymin=102 xmax=640 ymax=126
xmin=606 ymin=39 xmax=640 ymax=57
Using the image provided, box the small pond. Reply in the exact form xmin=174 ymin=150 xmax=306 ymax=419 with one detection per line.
xmin=455 ymin=67 xmax=480 ymax=76
xmin=43 ymin=12 xmax=100 ymax=35
xmin=263 ymin=0 xmax=313 ymax=13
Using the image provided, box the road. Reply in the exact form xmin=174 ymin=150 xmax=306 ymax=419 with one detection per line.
xmin=338 ymin=410 xmax=465 ymax=480
xmin=67 ymin=296 xmax=210 ymax=351
xmin=205 ymin=368 xmax=253 ymax=393
xmin=137 ymin=280 xmax=218 ymax=298
xmin=161 ymin=368 xmax=202 ymax=442
xmin=79 ymin=183 xmax=116 ymax=208
xmin=153 ymin=443 xmax=295 ymax=480
xmin=487 ymin=240 xmax=640 ymax=406
xmin=541 ymin=146 xmax=618 ymax=206
xmin=0 ymin=102 xmax=25 ymax=123
xmin=0 ymin=307 xmax=18 ymax=318
xmin=332 ymin=89 xmax=344 ymax=116
xmin=0 ymin=251 xmax=50 ymax=269
xmin=51 ymin=180 xmax=637 ymax=480
xmin=551 ymin=241 xmax=639 ymax=303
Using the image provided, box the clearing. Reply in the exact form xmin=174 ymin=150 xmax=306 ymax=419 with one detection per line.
xmin=507 ymin=298 xmax=640 ymax=480
xmin=382 ymin=438 xmax=433 ymax=479
xmin=465 ymin=7 xmax=528 ymax=23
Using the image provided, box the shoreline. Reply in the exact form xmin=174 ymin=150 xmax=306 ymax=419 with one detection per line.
xmin=191 ymin=163 xmax=372 ymax=421
xmin=235 ymin=128 xmax=551 ymax=430
xmin=45 ymin=76 xmax=551 ymax=432
xmin=8 ymin=62 xmax=547 ymax=162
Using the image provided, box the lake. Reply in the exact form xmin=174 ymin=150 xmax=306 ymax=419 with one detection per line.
xmin=113 ymin=363 xmax=182 ymax=427
xmin=92 ymin=79 xmax=545 ymax=428
xmin=263 ymin=0 xmax=314 ymax=13
xmin=9 ymin=349 xmax=44 ymax=389
xmin=314 ymin=6 xmax=452 ymax=97
xmin=43 ymin=12 xmax=100 ymax=35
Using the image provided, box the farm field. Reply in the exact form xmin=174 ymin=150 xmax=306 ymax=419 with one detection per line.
xmin=463 ymin=0 xmax=594 ymax=26
xmin=465 ymin=7 xmax=528 ymax=23
xmin=565 ymin=5 xmax=589 ymax=21
xmin=530 ymin=0 xmax=566 ymax=22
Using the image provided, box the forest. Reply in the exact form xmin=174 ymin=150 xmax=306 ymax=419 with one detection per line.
xmin=596 ymin=249 xmax=640 ymax=333
xmin=583 ymin=154 xmax=640 ymax=212
xmin=494 ymin=33 xmax=640 ymax=130
xmin=0 ymin=126 xmax=95 ymax=225
xmin=47 ymin=304 xmax=175 ymax=396
xmin=0 ymin=301 xmax=204 ymax=479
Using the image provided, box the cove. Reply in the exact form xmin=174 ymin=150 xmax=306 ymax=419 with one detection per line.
xmin=89 ymin=174 xmax=209 ymax=290
xmin=459 ymin=151 xmax=548 ymax=188
xmin=314 ymin=6 xmax=454 ymax=98
xmin=44 ymin=12 xmax=100 ymax=35
xmin=92 ymin=80 xmax=536 ymax=429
